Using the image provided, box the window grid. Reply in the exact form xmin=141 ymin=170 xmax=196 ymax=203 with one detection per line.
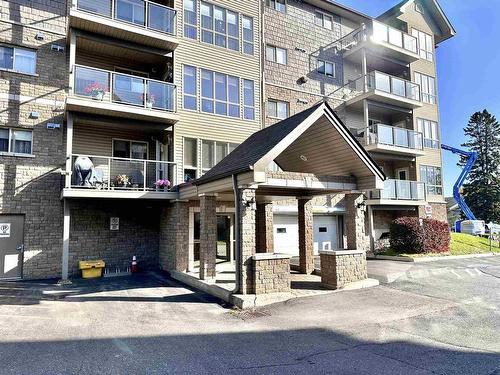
xmin=183 ymin=0 xmax=197 ymax=39
xmin=314 ymin=11 xmax=333 ymax=30
xmin=420 ymin=165 xmax=443 ymax=195
xmin=0 ymin=45 xmax=36 ymax=75
xmin=266 ymin=45 xmax=287 ymax=65
xmin=183 ymin=65 xmax=197 ymax=110
xmin=267 ymin=0 xmax=286 ymax=13
xmin=415 ymin=72 xmax=436 ymax=104
xmin=243 ymin=79 xmax=255 ymax=120
xmin=411 ymin=28 xmax=433 ymax=61
xmin=112 ymin=139 xmax=148 ymax=159
xmin=317 ymin=59 xmax=335 ymax=77
xmin=242 ymin=16 xmax=254 ymax=55
xmin=267 ymin=100 xmax=289 ymax=120
xmin=417 ymin=118 xmax=439 ymax=149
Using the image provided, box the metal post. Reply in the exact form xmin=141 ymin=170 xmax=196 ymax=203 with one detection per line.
xmin=143 ymin=160 xmax=147 ymax=191
xmin=107 ymin=158 xmax=111 ymax=190
xmin=61 ymin=200 xmax=70 ymax=280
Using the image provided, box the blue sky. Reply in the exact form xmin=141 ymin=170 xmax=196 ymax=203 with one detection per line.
xmin=338 ymin=0 xmax=500 ymax=196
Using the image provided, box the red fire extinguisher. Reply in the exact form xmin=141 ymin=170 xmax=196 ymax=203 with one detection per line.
xmin=131 ymin=255 xmax=138 ymax=273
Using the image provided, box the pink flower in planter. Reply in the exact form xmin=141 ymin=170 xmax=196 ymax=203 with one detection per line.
xmin=155 ymin=179 xmax=171 ymax=188
xmin=84 ymin=82 xmax=108 ymax=95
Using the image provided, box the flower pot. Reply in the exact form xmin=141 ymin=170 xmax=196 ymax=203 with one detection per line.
xmin=92 ymin=92 xmax=104 ymax=101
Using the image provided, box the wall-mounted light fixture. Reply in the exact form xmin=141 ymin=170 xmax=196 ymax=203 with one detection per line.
xmin=29 ymin=111 xmax=39 ymax=119
xmin=35 ymin=33 xmax=45 ymax=41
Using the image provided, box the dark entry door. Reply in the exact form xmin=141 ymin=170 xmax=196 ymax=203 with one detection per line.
xmin=217 ymin=215 xmax=231 ymax=261
xmin=0 ymin=215 xmax=24 ymax=279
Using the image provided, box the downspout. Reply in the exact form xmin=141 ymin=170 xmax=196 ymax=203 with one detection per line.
xmin=232 ymin=174 xmax=241 ymax=294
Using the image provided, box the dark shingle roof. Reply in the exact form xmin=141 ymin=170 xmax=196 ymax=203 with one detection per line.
xmin=194 ymin=102 xmax=324 ymax=185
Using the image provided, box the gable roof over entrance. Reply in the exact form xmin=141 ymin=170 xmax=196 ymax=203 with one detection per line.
xmin=194 ymin=101 xmax=385 ymax=191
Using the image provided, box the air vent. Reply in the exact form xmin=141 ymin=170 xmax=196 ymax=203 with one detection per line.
xmin=51 ymin=44 xmax=65 ymax=52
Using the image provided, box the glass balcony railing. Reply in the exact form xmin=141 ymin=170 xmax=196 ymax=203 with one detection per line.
xmin=370 ymin=179 xmax=426 ymax=201
xmin=368 ymin=71 xmax=421 ymax=101
xmin=75 ymin=0 xmax=177 ymax=36
xmin=73 ymin=65 xmax=176 ymax=112
xmin=367 ymin=124 xmax=423 ymax=151
xmin=371 ymin=20 xmax=418 ymax=54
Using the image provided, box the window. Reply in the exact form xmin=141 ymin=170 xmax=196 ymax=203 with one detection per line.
xmin=319 ymin=227 xmax=327 ymax=233
xmin=227 ymin=10 xmax=239 ymax=51
xmin=267 ymin=0 xmax=286 ymax=13
xmin=0 ymin=45 xmax=36 ymax=75
xmin=201 ymin=140 xmax=238 ymax=173
xmin=415 ymin=2 xmax=424 ymax=14
xmin=315 ymin=11 xmax=333 ymax=30
xmin=201 ymin=69 xmax=214 ymax=113
xmin=200 ymin=2 xmax=242 ymax=52
xmin=415 ymin=72 xmax=436 ymax=104
xmin=201 ymin=69 xmax=240 ymax=118
xmin=183 ymin=0 xmax=197 ymax=39
xmin=412 ymin=29 xmax=433 ymax=61
xmin=267 ymin=100 xmax=289 ymax=119
xmin=200 ymin=2 xmax=214 ymax=44
xmin=242 ymin=16 xmax=254 ymax=55
xmin=243 ymin=79 xmax=255 ymax=120
xmin=183 ymin=65 xmax=197 ymax=110
xmin=266 ymin=45 xmax=287 ymax=64
xmin=417 ymin=118 xmax=439 ymax=149
xmin=277 ymin=228 xmax=286 ymax=234
xmin=317 ymin=59 xmax=335 ymax=77
xmin=112 ymin=140 xmax=148 ymax=159
xmin=184 ymin=138 xmax=198 ymax=181
xmin=420 ymin=165 xmax=442 ymax=195
xmin=0 ymin=128 xmax=33 ymax=155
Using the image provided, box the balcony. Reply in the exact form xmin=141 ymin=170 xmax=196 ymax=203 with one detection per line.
xmin=69 ymin=0 xmax=178 ymax=50
xmin=332 ymin=71 xmax=422 ymax=110
xmin=62 ymin=154 xmax=179 ymax=200
xmin=368 ymin=179 xmax=426 ymax=205
xmin=66 ymin=65 xmax=179 ymax=124
xmin=364 ymin=124 xmax=426 ymax=157
xmin=340 ymin=20 xmax=420 ymax=63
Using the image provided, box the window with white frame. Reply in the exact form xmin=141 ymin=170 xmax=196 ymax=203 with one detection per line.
xmin=317 ymin=59 xmax=335 ymax=77
xmin=266 ymin=45 xmax=287 ymax=64
xmin=183 ymin=0 xmax=197 ymax=40
xmin=243 ymin=79 xmax=255 ymax=120
xmin=415 ymin=72 xmax=436 ymax=104
xmin=183 ymin=65 xmax=197 ymax=110
xmin=267 ymin=100 xmax=289 ymax=119
xmin=411 ymin=29 xmax=433 ymax=61
xmin=0 ymin=128 xmax=33 ymax=155
xmin=0 ymin=45 xmax=36 ymax=75
xmin=200 ymin=2 xmax=244 ymax=53
xmin=420 ymin=165 xmax=442 ymax=195
xmin=415 ymin=2 xmax=424 ymax=14
xmin=314 ymin=11 xmax=333 ymax=30
xmin=112 ymin=139 xmax=148 ymax=159
xmin=201 ymin=139 xmax=239 ymax=173
xmin=267 ymin=0 xmax=286 ymax=13
xmin=417 ymin=118 xmax=439 ymax=149
xmin=242 ymin=16 xmax=254 ymax=55
xmin=184 ymin=137 xmax=198 ymax=181
xmin=200 ymin=69 xmax=240 ymax=117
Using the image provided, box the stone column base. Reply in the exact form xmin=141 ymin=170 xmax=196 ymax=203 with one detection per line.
xmin=252 ymin=253 xmax=291 ymax=295
xmin=320 ymin=250 xmax=367 ymax=289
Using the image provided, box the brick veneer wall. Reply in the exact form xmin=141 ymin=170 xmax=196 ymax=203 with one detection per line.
xmin=418 ymin=203 xmax=448 ymax=223
xmin=239 ymin=188 xmax=256 ymax=294
xmin=159 ymin=201 xmax=189 ymax=273
xmin=252 ymin=254 xmax=291 ymax=295
xmin=320 ymin=250 xmax=367 ymax=289
xmin=199 ymin=195 xmax=217 ymax=280
xmin=256 ymin=203 xmax=274 ymax=253
xmin=298 ymin=198 xmax=314 ymax=274
xmin=345 ymin=194 xmax=370 ymax=251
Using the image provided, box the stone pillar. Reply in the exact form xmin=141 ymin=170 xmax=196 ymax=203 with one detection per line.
xmin=252 ymin=254 xmax=291 ymax=294
xmin=345 ymin=193 xmax=369 ymax=251
xmin=320 ymin=250 xmax=367 ymax=289
xmin=238 ymin=188 xmax=256 ymax=294
xmin=298 ymin=198 xmax=314 ymax=275
xmin=159 ymin=200 xmax=189 ymax=272
xmin=199 ymin=195 xmax=217 ymax=280
xmin=256 ymin=203 xmax=274 ymax=253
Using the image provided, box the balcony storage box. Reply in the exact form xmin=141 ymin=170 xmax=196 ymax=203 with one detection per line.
xmin=79 ymin=260 xmax=105 ymax=279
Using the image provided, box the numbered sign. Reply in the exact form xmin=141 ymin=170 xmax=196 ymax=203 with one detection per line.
xmin=0 ymin=223 xmax=11 ymax=238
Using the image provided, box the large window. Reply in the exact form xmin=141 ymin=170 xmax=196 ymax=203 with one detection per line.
xmin=412 ymin=29 xmax=433 ymax=62
xmin=267 ymin=100 xmax=289 ymax=120
xmin=267 ymin=0 xmax=286 ymax=13
xmin=201 ymin=69 xmax=240 ymax=117
xmin=314 ymin=11 xmax=334 ymax=30
xmin=317 ymin=59 xmax=335 ymax=77
xmin=242 ymin=16 xmax=254 ymax=55
xmin=0 ymin=45 xmax=36 ymax=75
xmin=243 ymin=79 xmax=255 ymax=120
xmin=415 ymin=72 xmax=436 ymax=104
xmin=417 ymin=118 xmax=439 ymax=149
xmin=0 ymin=128 xmax=33 ymax=155
xmin=420 ymin=165 xmax=442 ymax=195
xmin=113 ymin=139 xmax=148 ymax=159
xmin=266 ymin=45 xmax=287 ymax=65
xmin=184 ymin=137 xmax=198 ymax=181
xmin=183 ymin=0 xmax=197 ymax=39
xmin=183 ymin=65 xmax=197 ymax=110
xmin=184 ymin=138 xmax=238 ymax=180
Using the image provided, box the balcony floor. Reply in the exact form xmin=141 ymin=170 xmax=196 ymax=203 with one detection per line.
xmin=62 ymin=188 xmax=179 ymax=200
xmin=365 ymin=143 xmax=426 ymax=157
xmin=345 ymin=90 xmax=423 ymax=111
xmin=343 ymin=40 xmax=420 ymax=64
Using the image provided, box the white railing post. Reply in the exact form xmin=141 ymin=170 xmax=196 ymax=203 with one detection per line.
xmin=143 ymin=160 xmax=147 ymax=191
xmin=107 ymin=157 xmax=111 ymax=190
xmin=111 ymin=0 xmax=115 ymax=20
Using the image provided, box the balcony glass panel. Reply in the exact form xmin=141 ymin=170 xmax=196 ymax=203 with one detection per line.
xmin=116 ymin=0 xmax=145 ymax=25
xmin=392 ymin=78 xmax=406 ymax=97
xmin=381 ymin=180 xmax=396 ymax=199
xmin=78 ymin=0 xmax=112 ymax=17
xmin=370 ymin=21 xmax=418 ymax=55
xmin=374 ymin=72 xmax=391 ymax=92
xmin=372 ymin=21 xmax=388 ymax=43
xmin=372 ymin=179 xmax=426 ymax=201
xmin=148 ymin=3 xmax=176 ymax=34
xmin=74 ymin=66 xmax=110 ymax=98
xmin=396 ymin=180 xmax=411 ymax=199
xmin=403 ymin=33 xmax=417 ymax=53
xmin=113 ymin=74 xmax=145 ymax=106
xmin=388 ymin=27 xmax=403 ymax=48
xmin=394 ymin=127 xmax=409 ymax=148
xmin=148 ymin=81 xmax=175 ymax=111
xmin=377 ymin=124 xmax=394 ymax=145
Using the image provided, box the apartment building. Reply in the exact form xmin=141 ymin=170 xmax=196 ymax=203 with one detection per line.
xmin=263 ymin=0 xmax=455 ymax=252
xmin=0 ymin=0 xmax=454 ymax=282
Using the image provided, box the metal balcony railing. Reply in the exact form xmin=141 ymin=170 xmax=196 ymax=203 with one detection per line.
xmin=69 ymin=154 xmax=177 ymax=191
xmin=75 ymin=0 xmax=177 ymax=35
xmin=367 ymin=71 xmax=420 ymax=101
xmin=72 ymin=65 xmax=177 ymax=112
xmin=370 ymin=179 xmax=426 ymax=201
xmin=367 ymin=124 xmax=424 ymax=151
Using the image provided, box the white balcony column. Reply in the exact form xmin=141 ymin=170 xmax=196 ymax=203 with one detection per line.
xmin=69 ymin=29 xmax=76 ymax=95
xmin=363 ymin=99 xmax=370 ymax=145
xmin=361 ymin=48 xmax=368 ymax=92
xmin=65 ymin=112 xmax=74 ymax=189
xmin=367 ymin=205 xmax=375 ymax=252
xmin=61 ymin=200 xmax=71 ymax=280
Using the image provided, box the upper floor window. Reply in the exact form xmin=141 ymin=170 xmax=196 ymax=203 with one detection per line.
xmin=417 ymin=118 xmax=439 ymax=149
xmin=267 ymin=0 xmax=286 ymax=13
xmin=184 ymin=137 xmax=198 ymax=181
xmin=242 ymin=16 xmax=254 ymax=55
xmin=415 ymin=2 xmax=424 ymax=14
xmin=0 ymin=128 xmax=33 ymax=155
xmin=183 ymin=0 xmax=197 ymax=39
xmin=420 ymin=165 xmax=442 ymax=195
xmin=415 ymin=72 xmax=436 ymax=104
xmin=183 ymin=65 xmax=197 ymax=110
xmin=412 ymin=29 xmax=433 ymax=61
xmin=0 ymin=45 xmax=36 ymax=75
xmin=266 ymin=45 xmax=287 ymax=65
xmin=113 ymin=139 xmax=148 ymax=159
xmin=317 ymin=59 xmax=335 ymax=77
xmin=243 ymin=79 xmax=255 ymax=120
xmin=267 ymin=100 xmax=289 ymax=120
xmin=200 ymin=69 xmax=240 ymax=118
xmin=314 ymin=11 xmax=333 ymax=30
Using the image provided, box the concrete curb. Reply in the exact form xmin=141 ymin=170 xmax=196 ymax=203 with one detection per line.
xmin=368 ymin=252 xmax=499 ymax=263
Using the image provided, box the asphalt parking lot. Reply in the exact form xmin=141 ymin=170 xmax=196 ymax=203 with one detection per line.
xmin=0 ymin=257 xmax=499 ymax=374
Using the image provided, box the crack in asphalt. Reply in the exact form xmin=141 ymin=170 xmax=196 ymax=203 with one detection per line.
xmin=478 ymin=268 xmax=500 ymax=279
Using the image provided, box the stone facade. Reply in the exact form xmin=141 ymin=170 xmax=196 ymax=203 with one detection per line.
xmin=238 ymin=188 xmax=256 ymax=294
xmin=298 ymin=198 xmax=314 ymax=274
xmin=252 ymin=254 xmax=291 ymax=295
xmin=256 ymin=203 xmax=274 ymax=253
xmin=345 ymin=194 xmax=370 ymax=251
xmin=418 ymin=203 xmax=448 ymax=223
xmin=320 ymin=250 xmax=367 ymax=289
xmin=199 ymin=195 xmax=217 ymax=280
xmin=159 ymin=201 xmax=189 ymax=273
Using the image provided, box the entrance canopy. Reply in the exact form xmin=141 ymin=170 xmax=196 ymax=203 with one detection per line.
xmin=179 ymin=102 xmax=385 ymax=200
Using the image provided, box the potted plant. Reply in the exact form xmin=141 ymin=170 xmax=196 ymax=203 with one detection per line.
xmin=143 ymin=93 xmax=156 ymax=109
xmin=84 ymin=82 xmax=108 ymax=100
xmin=114 ymin=174 xmax=130 ymax=188
xmin=155 ymin=179 xmax=171 ymax=191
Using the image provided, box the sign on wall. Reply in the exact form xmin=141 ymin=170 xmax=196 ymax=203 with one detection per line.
xmin=425 ymin=205 xmax=433 ymax=218
xmin=110 ymin=217 xmax=119 ymax=231
xmin=0 ymin=223 xmax=11 ymax=238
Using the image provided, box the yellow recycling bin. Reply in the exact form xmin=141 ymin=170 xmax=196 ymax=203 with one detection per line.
xmin=79 ymin=260 xmax=105 ymax=279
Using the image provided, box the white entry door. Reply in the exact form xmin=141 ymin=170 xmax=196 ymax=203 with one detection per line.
xmin=273 ymin=215 xmax=299 ymax=256
xmin=313 ymin=215 xmax=338 ymax=254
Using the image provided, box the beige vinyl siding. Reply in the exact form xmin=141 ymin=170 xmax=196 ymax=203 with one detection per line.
xmin=173 ymin=0 xmax=262 ymax=183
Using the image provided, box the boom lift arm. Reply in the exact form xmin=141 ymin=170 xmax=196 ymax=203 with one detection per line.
xmin=441 ymin=144 xmax=478 ymax=220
